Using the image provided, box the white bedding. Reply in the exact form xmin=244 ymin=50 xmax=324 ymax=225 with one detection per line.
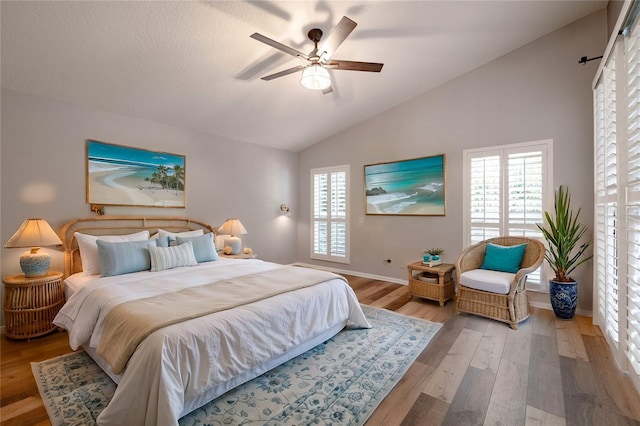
xmin=63 ymin=272 xmax=98 ymax=300
xmin=54 ymin=259 xmax=370 ymax=426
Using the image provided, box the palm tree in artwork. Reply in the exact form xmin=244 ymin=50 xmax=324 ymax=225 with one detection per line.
xmin=156 ymin=165 xmax=170 ymax=191
xmin=173 ymin=165 xmax=185 ymax=194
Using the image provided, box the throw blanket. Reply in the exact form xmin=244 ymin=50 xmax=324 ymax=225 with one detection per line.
xmin=98 ymin=267 xmax=345 ymax=374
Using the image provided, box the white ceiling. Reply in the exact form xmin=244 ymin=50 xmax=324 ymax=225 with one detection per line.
xmin=1 ymin=1 xmax=606 ymax=152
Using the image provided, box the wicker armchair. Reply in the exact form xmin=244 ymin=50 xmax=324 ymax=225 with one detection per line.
xmin=455 ymin=236 xmax=545 ymax=329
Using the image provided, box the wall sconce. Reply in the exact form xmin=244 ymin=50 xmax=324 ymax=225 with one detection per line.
xmin=280 ymin=204 xmax=290 ymax=213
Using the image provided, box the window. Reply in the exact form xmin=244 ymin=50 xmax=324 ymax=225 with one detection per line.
xmin=463 ymin=140 xmax=552 ymax=290
xmin=593 ymin=1 xmax=640 ymax=392
xmin=310 ymin=165 xmax=350 ymax=263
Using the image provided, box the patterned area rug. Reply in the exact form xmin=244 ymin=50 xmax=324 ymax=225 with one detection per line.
xmin=32 ymin=305 xmax=441 ymax=425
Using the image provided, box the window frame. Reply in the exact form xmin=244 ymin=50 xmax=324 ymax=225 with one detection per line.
xmin=310 ymin=164 xmax=350 ymax=264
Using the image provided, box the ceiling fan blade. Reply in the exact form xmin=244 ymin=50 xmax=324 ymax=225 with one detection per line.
xmin=319 ymin=16 xmax=357 ymax=59
xmin=250 ymin=33 xmax=309 ymax=60
xmin=260 ymin=65 xmax=305 ymax=81
xmin=328 ymin=60 xmax=383 ymax=72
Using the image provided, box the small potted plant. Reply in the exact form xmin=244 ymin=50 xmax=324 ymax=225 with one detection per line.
xmin=536 ymin=185 xmax=592 ymax=319
xmin=427 ymin=248 xmax=444 ymax=260
xmin=423 ymin=248 xmax=444 ymax=263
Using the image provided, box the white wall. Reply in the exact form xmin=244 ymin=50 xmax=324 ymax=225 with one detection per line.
xmin=1 ymin=90 xmax=298 ymax=284
xmin=296 ymin=10 xmax=607 ymax=312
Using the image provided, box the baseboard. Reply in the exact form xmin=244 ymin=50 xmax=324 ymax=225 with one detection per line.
xmin=291 ymin=263 xmax=407 ymax=285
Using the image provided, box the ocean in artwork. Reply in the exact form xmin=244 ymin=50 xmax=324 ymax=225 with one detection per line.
xmin=365 ymin=155 xmax=445 ymax=215
xmin=87 ymin=141 xmax=185 ymax=207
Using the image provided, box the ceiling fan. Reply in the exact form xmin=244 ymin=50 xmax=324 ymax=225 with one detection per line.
xmin=250 ymin=16 xmax=383 ymax=94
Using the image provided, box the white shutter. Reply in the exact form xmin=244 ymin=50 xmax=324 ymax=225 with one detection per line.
xmin=593 ymin=0 xmax=640 ymax=393
xmin=626 ymin=20 xmax=640 ymax=375
xmin=507 ymin=150 xmax=544 ymax=236
xmin=310 ymin=165 xmax=350 ymax=263
xmin=595 ymin=81 xmax=607 ymax=322
xmin=468 ymin=155 xmax=501 ymax=244
xmin=604 ymin=52 xmax=620 ymax=347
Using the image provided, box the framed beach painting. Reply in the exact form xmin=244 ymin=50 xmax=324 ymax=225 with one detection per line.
xmin=86 ymin=140 xmax=186 ymax=208
xmin=364 ymin=154 xmax=445 ymax=216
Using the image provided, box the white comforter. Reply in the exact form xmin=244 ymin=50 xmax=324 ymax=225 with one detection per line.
xmin=54 ymin=259 xmax=369 ymax=426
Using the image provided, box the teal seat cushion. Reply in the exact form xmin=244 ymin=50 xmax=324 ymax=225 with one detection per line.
xmin=480 ymin=243 xmax=527 ymax=274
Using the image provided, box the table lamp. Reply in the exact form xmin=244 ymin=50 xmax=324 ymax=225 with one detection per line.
xmin=4 ymin=218 xmax=62 ymax=277
xmin=218 ymin=219 xmax=247 ymax=255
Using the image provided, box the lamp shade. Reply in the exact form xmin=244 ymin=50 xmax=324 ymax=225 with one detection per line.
xmin=218 ymin=219 xmax=248 ymax=236
xmin=300 ymin=65 xmax=331 ymax=91
xmin=5 ymin=219 xmax=62 ymax=277
xmin=218 ymin=219 xmax=247 ymax=255
xmin=5 ymin=219 xmax=62 ymax=248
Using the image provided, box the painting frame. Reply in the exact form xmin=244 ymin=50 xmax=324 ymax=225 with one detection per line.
xmin=86 ymin=139 xmax=186 ymax=208
xmin=364 ymin=154 xmax=445 ymax=216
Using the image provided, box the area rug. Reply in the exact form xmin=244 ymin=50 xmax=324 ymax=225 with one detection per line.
xmin=32 ymin=305 xmax=441 ymax=425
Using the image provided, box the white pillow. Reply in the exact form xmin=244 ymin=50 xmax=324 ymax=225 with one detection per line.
xmin=156 ymin=228 xmax=204 ymax=240
xmin=75 ymin=230 xmax=150 ymax=276
xmin=149 ymin=241 xmax=198 ymax=272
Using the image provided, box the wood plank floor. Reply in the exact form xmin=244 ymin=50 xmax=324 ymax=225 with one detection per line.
xmin=2 ymin=275 xmax=640 ymax=425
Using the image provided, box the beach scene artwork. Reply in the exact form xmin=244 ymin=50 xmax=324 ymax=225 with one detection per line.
xmin=87 ymin=140 xmax=186 ymax=207
xmin=365 ymin=154 xmax=445 ymax=215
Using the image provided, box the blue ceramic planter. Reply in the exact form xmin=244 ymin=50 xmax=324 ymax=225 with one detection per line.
xmin=549 ymin=280 xmax=578 ymax=319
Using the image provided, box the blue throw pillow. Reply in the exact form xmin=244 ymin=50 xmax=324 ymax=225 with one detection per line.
xmin=155 ymin=236 xmax=172 ymax=248
xmin=176 ymin=233 xmax=219 ymax=263
xmin=96 ymin=239 xmax=158 ymax=277
xmin=480 ymin=243 xmax=527 ymax=274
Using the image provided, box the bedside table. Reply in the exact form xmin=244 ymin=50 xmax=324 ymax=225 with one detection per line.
xmin=3 ymin=271 xmax=64 ymax=339
xmin=219 ymin=253 xmax=257 ymax=259
xmin=407 ymin=262 xmax=455 ymax=307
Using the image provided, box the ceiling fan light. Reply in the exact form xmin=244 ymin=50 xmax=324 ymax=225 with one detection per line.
xmin=300 ymin=65 xmax=331 ymax=91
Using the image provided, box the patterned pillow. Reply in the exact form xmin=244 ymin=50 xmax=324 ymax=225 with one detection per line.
xmin=96 ymin=239 xmax=157 ymax=277
xmin=176 ymin=233 xmax=219 ymax=263
xmin=149 ymin=241 xmax=198 ymax=272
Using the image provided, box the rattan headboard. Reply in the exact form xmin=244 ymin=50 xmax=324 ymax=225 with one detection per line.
xmin=60 ymin=215 xmax=216 ymax=278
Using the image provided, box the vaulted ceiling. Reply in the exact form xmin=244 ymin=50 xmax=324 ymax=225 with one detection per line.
xmin=1 ymin=1 xmax=606 ymax=152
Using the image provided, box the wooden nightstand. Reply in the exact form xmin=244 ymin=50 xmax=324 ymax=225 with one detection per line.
xmin=407 ymin=262 xmax=455 ymax=307
xmin=3 ymin=271 xmax=64 ymax=339
xmin=219 ymin=253 xmax=257 ymax=259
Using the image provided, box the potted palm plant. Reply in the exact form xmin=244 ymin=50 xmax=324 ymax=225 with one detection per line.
xmin=536 ymin=185 xmax=592 ymax=319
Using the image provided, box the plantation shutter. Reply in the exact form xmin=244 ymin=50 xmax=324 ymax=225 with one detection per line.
xmin=468 ymin=154 xmax=501 ymax=244
xmin=597 ymin=51 xmax=620 ymax=347
xmin=311 ymin=165 xmax=350 ymax=263
xmin=625 ymin=19 xmax=640 ymax=375
xmin=507 ymin=150 xmax=544 ymax=237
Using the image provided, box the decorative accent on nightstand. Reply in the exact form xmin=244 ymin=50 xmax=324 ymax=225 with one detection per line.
xmin=3 ymin=271 xmax=64 ymax=339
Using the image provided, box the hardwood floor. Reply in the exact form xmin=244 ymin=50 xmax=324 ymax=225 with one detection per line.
xmin=2 ymin=275 xmax=640 ymax=425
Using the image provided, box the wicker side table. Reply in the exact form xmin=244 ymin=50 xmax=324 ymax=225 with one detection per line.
xmin=3 ymin=271 xmax=64 ymax=339
xmin=407 ymin=262 xmax=455 ymax=307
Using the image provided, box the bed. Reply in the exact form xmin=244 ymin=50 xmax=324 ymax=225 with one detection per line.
xmin=53 ymin=216 xmax=370 ymax=426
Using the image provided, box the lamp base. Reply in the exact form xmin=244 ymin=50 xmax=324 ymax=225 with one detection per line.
xmin=20 ymin=248 xmax=50 ymax=277
xmin=224 ymin=236 xmax=242 ymax=255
